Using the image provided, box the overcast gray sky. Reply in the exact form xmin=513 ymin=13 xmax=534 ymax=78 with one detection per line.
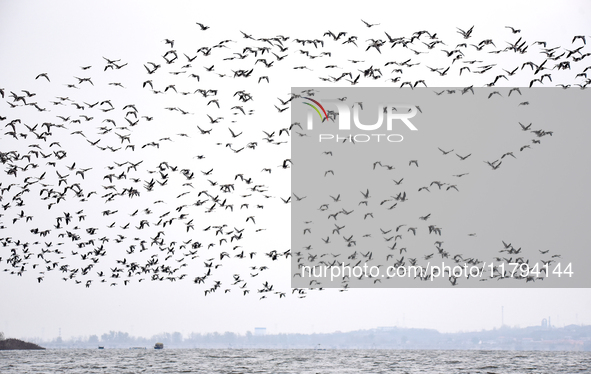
xmin=0 ymin=0 xmax=590 ymax=341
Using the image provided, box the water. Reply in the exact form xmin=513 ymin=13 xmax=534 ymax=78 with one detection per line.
xmin=0 ymin=349 xmax=589 ymax=373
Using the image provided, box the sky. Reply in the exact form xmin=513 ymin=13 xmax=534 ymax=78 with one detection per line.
xmin=0 ymin=0 xmax=590 ymax=341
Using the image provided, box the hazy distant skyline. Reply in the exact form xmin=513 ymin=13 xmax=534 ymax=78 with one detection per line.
xmin=0 ymin=0 xmax=590 ymax=341
xmin=29 ymin=324 xmax=591 ymax=353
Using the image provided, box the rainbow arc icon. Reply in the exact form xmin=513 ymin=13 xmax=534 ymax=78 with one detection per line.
xmin=302 ymin=97 xmax=328 ymax=122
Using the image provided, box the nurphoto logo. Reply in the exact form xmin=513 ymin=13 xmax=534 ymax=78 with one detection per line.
xmin=302 ymin=98 xmax=419 ymax=143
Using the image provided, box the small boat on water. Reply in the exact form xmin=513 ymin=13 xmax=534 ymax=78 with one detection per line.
xmin=154 ymin=342 xmax=164 ymax=349
xmin=98 ymin=346 xmax=104 ymax=349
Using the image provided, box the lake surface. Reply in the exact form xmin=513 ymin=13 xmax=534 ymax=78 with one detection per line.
xmin=1 ymin=349 xmax=590 ymax=373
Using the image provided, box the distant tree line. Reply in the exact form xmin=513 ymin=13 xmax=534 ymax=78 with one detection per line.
xmin=18 ymin=324 xmax=591 ymax=351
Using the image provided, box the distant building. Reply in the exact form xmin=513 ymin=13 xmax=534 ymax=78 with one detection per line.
xmin=254 ymin=328 xmax=266 ymax=336
xmin=542 ymin=318 xmax=548 ymax=328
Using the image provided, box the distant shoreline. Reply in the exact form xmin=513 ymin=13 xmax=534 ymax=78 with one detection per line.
xmin=26 ymin=345 xmax=591 ymax=352
xmin=24 ymin=324 xmax=591 ymax=351
xmin=0 ymin=338 xmax=45 ymax=350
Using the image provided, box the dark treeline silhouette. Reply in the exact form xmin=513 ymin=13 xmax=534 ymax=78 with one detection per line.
xmin=0 ymin=332 xmax=45 ymax=350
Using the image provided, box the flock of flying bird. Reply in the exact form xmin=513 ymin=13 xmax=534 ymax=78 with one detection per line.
xmin=1 ymin=20 xmax=589 ymax=295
